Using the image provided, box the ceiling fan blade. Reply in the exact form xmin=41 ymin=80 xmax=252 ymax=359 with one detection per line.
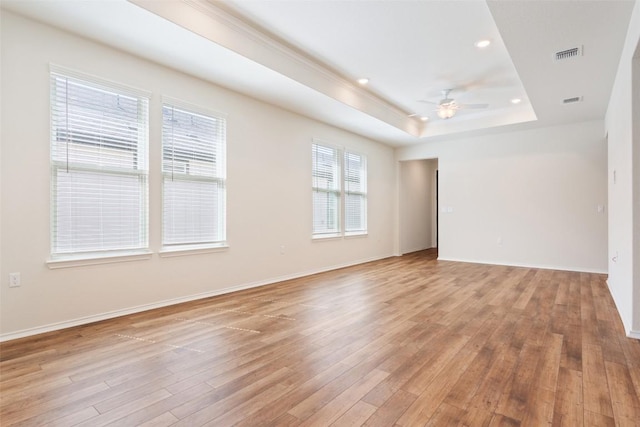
xmin=458 ymin=103 xmax=489 ymax=109
xmin=417 ymin=99 xmax=438 ymax=105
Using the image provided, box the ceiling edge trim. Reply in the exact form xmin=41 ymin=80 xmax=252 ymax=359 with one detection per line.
xmin=128 ymin=0 xmax=423 ymax=137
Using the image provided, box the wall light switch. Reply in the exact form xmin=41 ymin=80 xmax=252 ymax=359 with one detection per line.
xmin=597 ymin=204 xmax=605 ymax=214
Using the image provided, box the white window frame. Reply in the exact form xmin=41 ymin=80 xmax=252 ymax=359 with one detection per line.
xmin=312 ymin=140 xmax=368 ymax=239
xmin=343 ymin=150 xmax=368 ymax=236
xmin=48 ymin=66 xmax=150 ymax=265
xmin=160 ymin=98 xmax=227 ymax=254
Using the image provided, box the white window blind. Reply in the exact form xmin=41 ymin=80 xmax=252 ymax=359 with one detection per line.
xmin=344 ymin=151 xmax=367 ymax=233
xmin=312 ymin=143 xmax=341 ymax=235
xmin=162 ymin=104 xmax=226 ymax=247
xmin=50 ymin=71 xmax=149 ymax=257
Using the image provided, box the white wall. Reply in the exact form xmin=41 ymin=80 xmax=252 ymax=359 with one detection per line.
xmin=0 ymin=12 xmax=395 ymax=339
xmin=397 ymin=120 xmax=608 ymax=273
xmin=398 ymin=159 xmax=437 ymax=254
xmin=605 ymin=0 xmax=640 ymax=338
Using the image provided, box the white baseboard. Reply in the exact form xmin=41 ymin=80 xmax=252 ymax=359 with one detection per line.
xmin=604 ymin=279 xmax=639 ymax=340
xmin=436 ymin=256 xmax=608 ymax=274
xmin=0 ymin=253 xmax=392 ymax=343
xmin=627 ymin=330 xmax=640 ymax=340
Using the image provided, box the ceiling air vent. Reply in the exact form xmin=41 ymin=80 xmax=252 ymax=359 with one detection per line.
xmin=555 ymin=46 xmax=582 ymax=61
xmin=562 ymin=96 xmax=583 ymax=104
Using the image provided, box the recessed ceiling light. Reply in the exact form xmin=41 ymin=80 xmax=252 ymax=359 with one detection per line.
xmin=357 ymin=78 xmax=369 ymax=85
xmin=475 ymin=40 xmax=491 ymax=48
xmin=420 ymin=116 xmax=429 ymax=122
xmin=511 ymin=98 xmax=522 ymax=104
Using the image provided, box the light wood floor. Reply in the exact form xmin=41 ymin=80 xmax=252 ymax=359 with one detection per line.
xmin=1 ymin=250 xmax=639 ymax=426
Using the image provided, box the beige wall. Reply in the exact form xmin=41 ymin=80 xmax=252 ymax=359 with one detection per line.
xmin=397 ymin=120 xmax=609 ymax=274
xmin=0 ymin=12 xmax=396 ymax=339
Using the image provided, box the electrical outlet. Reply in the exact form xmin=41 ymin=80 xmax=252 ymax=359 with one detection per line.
xmin=9 ymin=272 xmax=21 ymax=288
xmin=280 ymin=245 xmax=285 ymax=255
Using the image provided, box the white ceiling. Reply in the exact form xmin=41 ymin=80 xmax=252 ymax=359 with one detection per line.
xmin=1 ymin=0 xmax=635 ymax=146
xmin=224 ymin=0 xmax=536 ymax=134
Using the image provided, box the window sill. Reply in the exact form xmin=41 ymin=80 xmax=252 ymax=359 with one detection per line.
xmin=159 ymin=243 xmax=229 ymax=258
xmin=312 ymin=233 xmax=342 ymax=241
xmin=345 ymin=232 xmax=368 ymax=239
xmin=312 ymin=232 xmax=368 ymax=241
xmin=47 ymin=251 xmax=153 ymax=269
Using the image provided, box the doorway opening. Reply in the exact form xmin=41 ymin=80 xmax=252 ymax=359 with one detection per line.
xmin=398 ymin=158 xmax=439 ymax=256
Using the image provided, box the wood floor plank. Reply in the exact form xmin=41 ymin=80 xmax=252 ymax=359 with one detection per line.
xmin=0 ymin=380 xmax=111 ymax=425
xmin=330 ymin=400 xmax=378 ymax=427
xmin=286 ymin=346 xmax=396 ymax=422
xmin=1 ymin=249 xmax=639 ymax=427
xmin=295 ymin=369 xmax=388 ymax=426
xmin=202 ymin=383 xmax=290 ymax=426
xmin=424 ymin=402 xmax=467 ymax=426
xmin=231 ymin=361 xmax=355 ymax=426
xmin=362 ymin=389 xmax=417 ymax=427
xmin=76 ymin=389 xmax=173 ymax=427
xmin=495 ymin=341 xmax=543 ymax=422
xmin=517 ymin=332 xmax=563 ymax=425
xmin=604 ymin=360 xmax=640 ymax=422
xmin=138 ymin=411 xmax=180 ymax=427
xmin=458 ymin=344 xmax=520 ymax=425
xmin=396 ymin=346 xmax=480 ymax=426
xmin=399 ymin=332 xmax=471 ymax=396
xmin=583 ymin=410 xmax=615 ymax=427
xmin=104 ymin=382 xmax=214 ymax=426
xmin=45 ymin=406 xmax=100 ymax=426
xmin=582 ymin=343 xmax=614 ymax=418
xmin=552 ymin=367 xmax=584 ymax=426
xmin=598 ymin=320 xmax=628 ymax=366
xmin=170 ymin=366 xmax=291 ymax=424
xmin=520 ymin=385 xmax=555 ymax=426
xmin=359 ymin=327 xmax=454 ymax=408
xmin=488 ymin=413 xmax=521 ymax=426
xmin=534 ymin=332 xmax=563 ymax=392
xmin=443 ymin=346 xmax=495 ymax=410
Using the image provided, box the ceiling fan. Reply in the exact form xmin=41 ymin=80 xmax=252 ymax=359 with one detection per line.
xmin=419 ymin=89 xmax=489 ymax=119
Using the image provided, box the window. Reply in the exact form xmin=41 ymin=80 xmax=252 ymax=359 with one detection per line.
xmin=344 ymin=151 xmax=367 ymax=234
xmin=312 ymin=143 xmax=341 ymax=235
xmin=162 ymin=103 xmax=226 ymax=248
xmin=312 ymin=142 xmax=367 ymax=237
xmin=50 ymin=70 xmax=149 ymax=257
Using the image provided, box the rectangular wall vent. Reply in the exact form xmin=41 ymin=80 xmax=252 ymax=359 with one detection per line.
xmin=562 ymin=96 xmax=583 ymax=104
xmin=555 ymin=46 xmax=582 ymax=61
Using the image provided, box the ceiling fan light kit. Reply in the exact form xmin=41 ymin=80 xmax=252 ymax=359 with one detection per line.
xmin=418 ymin=88 xmax=490 ymax=120
xmin=436 ymin=89 xmax=459 ymax=119
xmin=437 ymin=105 xmax=457 ymax=119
